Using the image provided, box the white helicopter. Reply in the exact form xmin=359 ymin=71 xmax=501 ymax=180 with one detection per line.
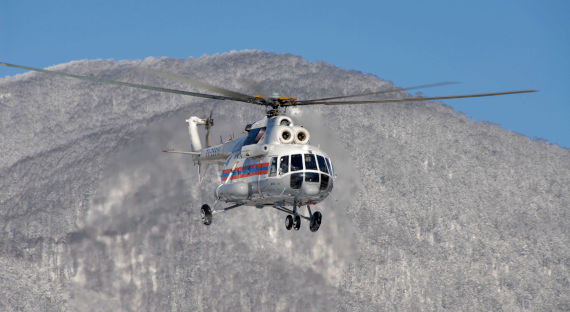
xmin=1 ymin=61 xmax=536 ymax=232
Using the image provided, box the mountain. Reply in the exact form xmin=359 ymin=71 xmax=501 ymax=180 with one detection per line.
xmin=1 ymin=51 xmax=568 ymax=311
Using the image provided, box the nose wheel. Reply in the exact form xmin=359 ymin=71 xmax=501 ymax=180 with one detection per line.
xmin=285 ymin=214 xmax=301 ymax=230
xmin=282 ymin=207 xmax=322 ymax=232
xmin=309 ymin=211 xmax=322 ymax=232
xmin=285 ymin=215 xmax=293 ymax=230
xmin=293 ymin=215 xmax=301 ymax=230
xmin=201 ymin=204 xmax=212 ymax=225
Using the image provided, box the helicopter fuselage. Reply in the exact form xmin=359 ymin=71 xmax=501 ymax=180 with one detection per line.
xmin=216 ymin=144 xmax=334 ymax=207
xmin=190 ymin=115 xmax=335 ymax=208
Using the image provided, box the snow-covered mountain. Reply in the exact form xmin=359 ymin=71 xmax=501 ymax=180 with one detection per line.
xmin=1 ymin=51 xmax=568 ymax=311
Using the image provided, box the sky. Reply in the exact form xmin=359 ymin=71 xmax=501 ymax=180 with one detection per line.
xmin=2 ymin=0 xmax=569 ymax=148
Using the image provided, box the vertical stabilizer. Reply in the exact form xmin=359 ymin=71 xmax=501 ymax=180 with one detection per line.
xmin=186 ymin=116 xmax=206 ymax=152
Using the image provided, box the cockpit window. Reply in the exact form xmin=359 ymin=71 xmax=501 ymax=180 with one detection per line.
xmin=326 ymin=158 xmax=333 ymax=176
xmin=291 ymin=154 xmax=303 ymax=171
xmin=269 ymin=157 xmax=277 ymax=177
xmin=304 ymin=154 xmax=317 ymax=170
xmin=305 ymin=172 xmax=319 ymax=183
xmin=290 ymin=173 xmax=303 ymax=189
xmin=317 ymin=155 xmax=328 ymax=173
xmin=279 ymin=155 xmax=289 ymax=174
xmin=320 ymin=174 xmax=329 ymax=190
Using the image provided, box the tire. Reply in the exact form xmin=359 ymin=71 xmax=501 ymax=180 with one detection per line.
xmin=310 ymin=211 xmax=322 ymax=232
xmin=293 ymin=215 xmax=301 ymax=231
xmin=285 ymin=215 xmax=293 ymax=230
xmin=201 ymin=204 xmax=212 ymax=225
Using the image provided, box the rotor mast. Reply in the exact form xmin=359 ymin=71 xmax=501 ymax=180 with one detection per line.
xmin=263 ymin=95 xmax=297 ymax=117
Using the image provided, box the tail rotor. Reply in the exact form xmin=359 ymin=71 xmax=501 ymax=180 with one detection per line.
xmin=205 ymin=107 xmax=215 ymax=147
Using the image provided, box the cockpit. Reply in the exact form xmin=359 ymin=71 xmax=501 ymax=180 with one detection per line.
xmin=268 ymin=152 xmax=334 ymax=191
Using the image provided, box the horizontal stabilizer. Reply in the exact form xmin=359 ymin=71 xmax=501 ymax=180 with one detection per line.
xmin=162 ymin=150 xmax=200 ymax=155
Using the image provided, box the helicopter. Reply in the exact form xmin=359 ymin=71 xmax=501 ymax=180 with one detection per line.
xmin=0 ymin=61 xmax=536 ymax=232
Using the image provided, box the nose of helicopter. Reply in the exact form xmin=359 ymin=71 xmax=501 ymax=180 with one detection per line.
xmin=302 ymin=181 xmax=320 ymax=196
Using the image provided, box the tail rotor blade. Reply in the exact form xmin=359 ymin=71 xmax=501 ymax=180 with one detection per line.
xmin=205 ymin=104 xmax=217 ymax=147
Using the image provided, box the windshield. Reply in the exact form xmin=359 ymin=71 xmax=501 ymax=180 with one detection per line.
xmin=291 ymin=154 xmax=303 ymax=171
xmin=305 ymin=154 xmax=317 ymax=170
xmin=326 ymin=158 xmax=333 ymax=176
xmin=317 ymin=155 xmax=328 ymax=173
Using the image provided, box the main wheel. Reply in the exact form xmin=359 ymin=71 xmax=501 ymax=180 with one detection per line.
xmin=200 ymin=204 xmax=212 ymax=225
xmin=293 ymin=215 xmax=301 ymax=231
xmin=285 ymin=215 xmax=293 ymax=230
xmin=309 ymin=211 xmax=322 ymax=232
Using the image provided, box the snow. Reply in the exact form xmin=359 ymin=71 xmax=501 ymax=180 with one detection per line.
xmin=0 ymin=51 xmax=568 ymax=311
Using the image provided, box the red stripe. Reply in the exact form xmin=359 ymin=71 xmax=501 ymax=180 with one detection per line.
xmin=220 ymin=165 xmax=270 ymax=182
xmin=222 ymin=163 xmax=270 ymax=174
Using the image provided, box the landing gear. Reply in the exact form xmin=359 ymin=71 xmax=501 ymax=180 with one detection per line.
xmin=276 ymin=204 xmax=322 ymax=232
xmin=293 ymin=215 xmax=301 ymax=231
xmin=309 ymin=211 xmax=322 ymax=232
xmin=285 ymin=215 xmax=301 ymax=231
xmin=200 ymin=203 xmax=244 ymax=225
xmin=200 ymin=204 xmax=212 ymax=225
xmin=285 ymin=215 xmax=293 ymax=230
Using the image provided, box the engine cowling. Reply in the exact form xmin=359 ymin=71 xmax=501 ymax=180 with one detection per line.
xmin=293 ymin=127 xmax=310 ymax=144
xmin=279 ymin=126 xmax=294 ymax=144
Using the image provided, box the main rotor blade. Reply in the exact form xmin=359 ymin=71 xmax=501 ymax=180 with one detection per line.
xmin=138 ymin=67 xmax=256 ymax=101
xmin=292 ymin=90 xmax=537 ymax=106
xmin=0 ymin=62 xmax=256 ymax=103
xmin=299 ymin=81 xmax=459 ymax=103
xmin=238 ymin=78 xmax=272 ymax=99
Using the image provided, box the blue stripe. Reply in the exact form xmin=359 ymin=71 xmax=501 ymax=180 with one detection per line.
xmin=220 ymin=165 xmax=270 ymax=179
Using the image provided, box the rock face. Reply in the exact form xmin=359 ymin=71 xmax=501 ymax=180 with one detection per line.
xmin=0 ymin=51 xmax=568 ymax=311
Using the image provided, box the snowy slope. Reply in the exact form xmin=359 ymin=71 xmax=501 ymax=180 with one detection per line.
xmin=0 ymin=51 xmax=568 ymax=311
